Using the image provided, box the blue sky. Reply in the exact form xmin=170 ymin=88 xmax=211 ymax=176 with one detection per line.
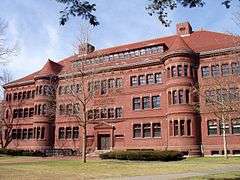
xmin=0 ymin=0 xmax=239 ymax=80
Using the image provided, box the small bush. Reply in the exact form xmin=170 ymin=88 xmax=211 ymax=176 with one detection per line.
xmin=100 ymin=150 xmax=184 ymax=161
xmin=0 ymin=148 xmax=44 ymax=157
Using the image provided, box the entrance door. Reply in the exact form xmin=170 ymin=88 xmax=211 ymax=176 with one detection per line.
xmin=98 ymin=134 xmax=110 ymax=150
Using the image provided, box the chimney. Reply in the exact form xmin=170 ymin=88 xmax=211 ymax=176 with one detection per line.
xmin=176 ymin=22 xmax=193 ymax=36
xmin=78 ymin=43 xmax=95 ymax=55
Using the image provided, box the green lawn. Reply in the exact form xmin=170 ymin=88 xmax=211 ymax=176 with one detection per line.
xmin=0 ymin=156 xmax=240 ymax=180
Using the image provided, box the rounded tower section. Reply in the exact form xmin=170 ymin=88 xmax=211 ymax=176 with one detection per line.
xmin=32 ymin=59 xmax=62 ymax=150
xmin=163 ymin=34 xmax=201 ymax=156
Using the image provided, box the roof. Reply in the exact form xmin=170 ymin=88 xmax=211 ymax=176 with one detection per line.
xmin=36 ymin=59 xmax=62 ymax=77
xmin=5 ymin=27 xmax=240 ymax=87
xmin=167 ymin=35 xmax=193 ymax=53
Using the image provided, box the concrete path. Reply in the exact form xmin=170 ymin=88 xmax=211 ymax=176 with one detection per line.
xmin=103 ymin=164 xmax=240 ymax=180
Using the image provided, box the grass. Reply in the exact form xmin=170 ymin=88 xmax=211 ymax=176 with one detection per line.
xmin=0 ymin=156 xmax=240 ymax=179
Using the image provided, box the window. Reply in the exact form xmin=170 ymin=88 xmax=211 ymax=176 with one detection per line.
xmin=108 ymin=108 xmax=115 ymax=118
xmin=187 ymin=120 xmax=191 ymax=136
xmin=22 ymin=129 xmax=27 ymax=139
xmin=173 ymin=90 xmax=178 ymax=104
xmin=94 ymin=109 xmax=100 ymax=119
xmin=138 ymin=75 xmax=145 ymax=85
xmin=59 ymin=105 xmax=65 ymax=115
xmin=108 ymin=79 xmax=115 ymax=89
xmin=201 ymin=66 xmax=210 ymax=77
xmin=41 ymin=127 xmax=45 ymax=139
xmin=180 ymin=120 xmax=185 ymax=136
xmin=177 ymin=65 xmax=183 ymax=76
xmin=28 ymin=128 xmax=33 ymax=139
xmin=185 ymin=90 xmax=190 ymax=104
xmin=133 ymin=124 xmax=141 ymax=138
xmin=13 ymin=93 xmax=17 ymax=101
xmin=232 ymin=119 xmax=240 ymax=134
xmin=130 ymin=76 xmax=138 ymax=86
xmin=73 ymin=127 xmax=79 ymax=139
xmin=29 ymin=108 xmax=34 ymax=117
xmin=133 ymin=97 xmax=141 ymax=110
xmin=87 ymin=110 xmax=93 ymax=120
xmin=12 ymin=129 xmax=17 ymax=139
xmin=174 ymin=120 xmax=179 ymax=136
xmin=143 ymin=123 xmax=151 ymax=138
xmin=17 ymin=129 xmax=22 ymax=139
xmin=27 ymin=91 xmax=31 ymax=99
xmin=229 ymin=88 xmax=239 ymax=101
xmin=58 ymin=86 xmax=63 ymax=95
xmin=146 ymin=74 xmax=154 ymax=84
xmin=36 ymin=127 xmax=41 ymax=139
xmin=18 ymin=109 xmax=23 ymax=118
xmin=115 ymin=107 xmax=123 ymax=118
xmin=66 ymin=104 xmax=73 ymax=115
xmin=231 ymin=62 xmax=240 ymax=74
xmin=18 ymin=92 xmax=22 ymax=100
xmin=101 ymin=108 xmax=107 ymax=118
xmin=66 ymin=127 xmax=72 ymax=139
xmin=208 ymin=120 xmax=218 ymax=135
xmin=142 ymin=96 xmax=150 ymax=109
xmin=179 ymin=90 xmax=184 ymax=104
xmin=101 ymin=80 xmax=107 ymax=95
xmin=152 ymin=95 xmax=160 ymax=108
xmin=171 ymin=66 xmax=177 ymax=77
xmin=155 ymin=73 xmax=162 ymax=83
xmin=152 ymin=123 xmax=161 ymax=137
xmin=13 ymin=109 xmax=18 ymax=119
xmin=23 ymin=108 xmax=28 ymax=118
xmin=221 ymin=64 xmax=230 ymax=76
xmin=58 ymin=127 xmax=65 ymax=139
xmin=184 ymin=65 xmax=188 ymax=76
xmin=211 ymin=65 xmax=221 ymax=77
xmin=22 ymin=91 xmax=26 ymax=99
xmin=116 ymin=78 xmax=123 ymax=88
xmin=42 ymin=104 xmax=47 ymax=115
xmin=219 ymin=121 xmax=230 ymax=134
xmin=73 ymin=103 xmax=80 ymax=115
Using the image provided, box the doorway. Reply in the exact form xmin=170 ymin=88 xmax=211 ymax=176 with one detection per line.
xmin=97 ymin=134 xmax=110 ymax=150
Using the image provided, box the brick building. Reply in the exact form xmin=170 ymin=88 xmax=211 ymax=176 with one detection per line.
xmin=2 ymin=22 xmax=240 ymax=156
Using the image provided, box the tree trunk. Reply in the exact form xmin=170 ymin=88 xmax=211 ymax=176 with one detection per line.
xmin=82 ymin=125 xmax=87 ymax=163
xmin=222 ymin=114 xmax=228 ymax=159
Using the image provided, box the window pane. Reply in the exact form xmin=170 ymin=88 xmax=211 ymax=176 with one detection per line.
xmin=201 ymin=66 xmax=210 ymax=77
xmin=133 ymin=97 xmax=141 ymax=110
xmin=211 ymin=65 xmax=221 ymax=77
xmin=115 ymin=107 xmax=123 ymax=118
xmin=155 ymin=73 xmax=162 ymax=83
xmin=153 ymin=123 xmax=161 ymax=137
xmin=142 ymin=96 xmax=150 ymax=109
xmin=152 ymin=95 xmax=160 ymax=108
xmin=130 ymin=76 xmax=138 ymax=86
xmin=138 ymin=75 xmax=146 ymax=85
xmin=208 ymin=120 xmax=218 ymax=135
xmin=133 ymin=124 xmax=141 ymax=138
xmin=143 ymin=123 xmax=151 ymax=138
xmin=146 ymin=74 xmax=154 ymax=84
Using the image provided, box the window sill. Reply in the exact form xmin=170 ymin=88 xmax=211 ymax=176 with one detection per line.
xmin=130 ymin=83 xmax=163 ymax=88
xmin=133 ymin=108 xmax=161 ymax=112
xmin=132 ymin=137 xmax=162 ymax=140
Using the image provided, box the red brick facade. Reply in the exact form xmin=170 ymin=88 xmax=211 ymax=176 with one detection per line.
xmin=3 ymin=22 xmax=240 ymax=156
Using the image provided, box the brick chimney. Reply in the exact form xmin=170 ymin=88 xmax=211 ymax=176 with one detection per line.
xmin=78 ymin=43 xmax=95 ymax=55
xmin=176 ymin=22 xmax=192 ymax=36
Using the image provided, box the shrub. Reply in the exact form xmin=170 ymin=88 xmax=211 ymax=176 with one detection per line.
xmin=100 ymin=150 xmax=184 ymax=161
xmin=0 ymin=148 xmax=44 ymax=157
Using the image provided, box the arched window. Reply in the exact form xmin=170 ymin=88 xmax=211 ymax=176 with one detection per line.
xmin=5 ymin=109 xmax=9 ymax=119
xmin=42 ymin=104 xmax=47 ymax=115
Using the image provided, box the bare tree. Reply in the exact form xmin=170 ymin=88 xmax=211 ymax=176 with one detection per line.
xmin=58 ymin=24 xmax=101 ymax=162
xmin=0 ymin=18 xmax=18 ymax=64
xmin=0 ymin=69 xmax=14 ymax=148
